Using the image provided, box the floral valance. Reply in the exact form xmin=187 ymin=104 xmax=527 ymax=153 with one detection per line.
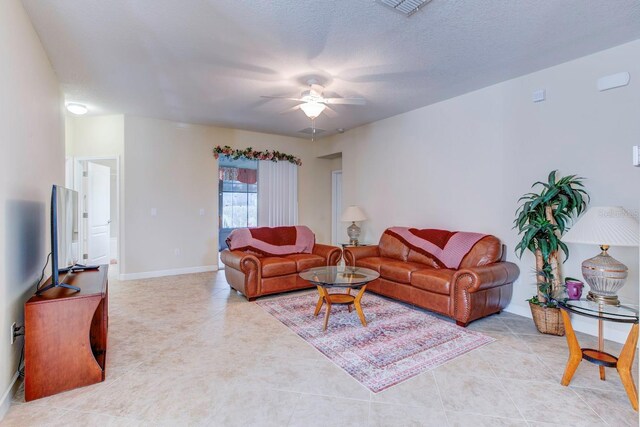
xmin=213 ymin=145 xmax=302 ymax=166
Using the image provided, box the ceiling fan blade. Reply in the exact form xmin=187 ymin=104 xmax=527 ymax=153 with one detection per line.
xmin=261 ymin=96 xmax=304 ymax=102
xmin=310 ymin=83 xmax=324 ymax=96
xmin=280 ymin=104 xmax=302 ymax=114
xmin=323 ymin=106 xmax=338 ymax=117
xmin=324 ymin=97 xmax=366 ymax=105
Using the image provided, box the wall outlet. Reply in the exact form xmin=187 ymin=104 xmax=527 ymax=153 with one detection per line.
xmin=174 ymin=248 xmax=181 ymax=256
xmin=199 ymin=208 xmax=205 ymax=216
xmin=10 ymin=322 xmax=17 ymax=345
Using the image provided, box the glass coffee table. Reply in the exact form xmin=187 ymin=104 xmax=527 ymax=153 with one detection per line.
xmin=299 ymin=266 xmax=380 ymax=331
xmin=558 ymin=299 xmax=639 ymax=411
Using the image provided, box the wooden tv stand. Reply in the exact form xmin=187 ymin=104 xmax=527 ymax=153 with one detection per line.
xmin=24 ymin=265 xmax=109 ymax=401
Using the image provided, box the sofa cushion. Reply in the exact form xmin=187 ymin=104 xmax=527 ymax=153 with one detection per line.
xmin=378 ymin=233 xmax=409 ymax=261
xmin=260 ymin=257 xmax=297 ymax=278
xmin=285 ymin=253 xmax=325 ymax=272
xmin=379 ymin=261 xmax=425 ymax=284
xmin=355 ymin=256 xmax=396 ymax=273
xmin=411 ymin=268 xmax=455 ymax=295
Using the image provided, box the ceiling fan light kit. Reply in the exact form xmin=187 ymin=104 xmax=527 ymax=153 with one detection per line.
xmin=300 ymin=102 xmax=326 ymax=119
xmin=261 ymin=79 xmax=366 ymax=138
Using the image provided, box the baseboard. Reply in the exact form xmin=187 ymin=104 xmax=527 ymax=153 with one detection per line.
xmin=0 ymin=372 xmax=19 ymax=422
xmin=118 ymin=265 xmax=218 ymax=281
xmin=504 ymin=304 xmax=634 ymax=345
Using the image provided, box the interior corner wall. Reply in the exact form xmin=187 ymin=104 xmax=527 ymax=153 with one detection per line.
xmin=0 ymin=0 xmax=64 ymax=417
xmin=121 ymin=116 xmax=334 ymax=277
xmin=316 ymin=40 xmax=640 ymax=342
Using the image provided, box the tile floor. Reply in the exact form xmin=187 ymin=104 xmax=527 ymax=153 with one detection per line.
xmin=3 ymin=271 xmax=639 ymax=426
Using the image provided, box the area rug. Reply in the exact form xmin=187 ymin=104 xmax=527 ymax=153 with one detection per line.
xmin=257 ymin=291 xmax=494 ymax=393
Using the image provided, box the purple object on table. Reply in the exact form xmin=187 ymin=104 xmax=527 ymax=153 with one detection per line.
xmin=565 ymin=280 xmax=584 ymax=300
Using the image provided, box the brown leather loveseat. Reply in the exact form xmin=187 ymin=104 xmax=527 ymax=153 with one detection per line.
xmin=344 ymin=228 xmax=520 ymax=326
xmin=221 ymin=226 xmax=341 ymax=300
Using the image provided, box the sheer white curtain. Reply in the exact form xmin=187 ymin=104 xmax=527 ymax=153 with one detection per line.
xmin=257 ymin=161 xmax=298 ymax=226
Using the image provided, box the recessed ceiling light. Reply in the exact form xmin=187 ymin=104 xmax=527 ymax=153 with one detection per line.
xmin=66 ymin=103 xmax=88 ymax=115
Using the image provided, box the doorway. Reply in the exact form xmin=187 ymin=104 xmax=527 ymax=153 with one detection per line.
xmin=68 ymin=157 xmax=120 ymax=274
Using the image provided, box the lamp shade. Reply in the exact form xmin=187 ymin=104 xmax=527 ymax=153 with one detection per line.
xmin=562 ymin=206 xmax=639 ymax=247
xmin=300 ymin=102 xmax=326 ymax=119
xmin=341 ymin=206 xmax=367 ymax=222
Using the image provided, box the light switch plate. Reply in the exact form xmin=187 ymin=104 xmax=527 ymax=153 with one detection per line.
xmin=633 ymin=146 xmax=639 ymax=167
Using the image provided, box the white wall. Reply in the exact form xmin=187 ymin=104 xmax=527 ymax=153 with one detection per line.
xmin=316 ymin=40 xmax=640 ymax=342
xmin=0 ymin=0 xmax=64 ymax=417
xmin=122 ymin=117 xmax=218 ymax=277
xmin=65 ymin=114 xmax=124 ymax=158
xmin=121 ymin=116 xmax=334 ymax=277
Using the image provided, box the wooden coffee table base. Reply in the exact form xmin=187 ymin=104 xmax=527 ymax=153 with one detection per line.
xmin=560 ymin=309 xmax=639 ymax=411
xmin=314 ymin=285 xmax=368 ymax=331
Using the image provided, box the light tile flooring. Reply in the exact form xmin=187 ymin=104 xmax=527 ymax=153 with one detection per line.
xmin=3 ymin=271 xmax=639 ymax=426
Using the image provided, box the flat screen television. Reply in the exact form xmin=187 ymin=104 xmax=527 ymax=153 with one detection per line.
xmin=37 ymin=185 xmax=82 ymax=294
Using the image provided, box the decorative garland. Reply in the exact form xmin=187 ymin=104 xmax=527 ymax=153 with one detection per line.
xmin=213 ymin=145 xmax=302 ymax=166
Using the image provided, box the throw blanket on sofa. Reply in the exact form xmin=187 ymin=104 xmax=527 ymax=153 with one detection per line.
xmin=226 ymin=226 xmax=315 ymax=257
xmin=384 ymin=227 xmax=486 ymax=269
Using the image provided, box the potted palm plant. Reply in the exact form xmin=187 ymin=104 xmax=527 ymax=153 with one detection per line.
xmin=514 ymin=171 xmax=589 ymax=335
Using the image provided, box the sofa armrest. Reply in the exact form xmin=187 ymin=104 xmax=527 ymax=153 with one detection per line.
xmin=453 ymin=262 xmax=520 ymax=294
xmin=452 ymin=262 xmax=520 ymax=325
xmin=220 ymin=250 xmax=261 ymax=299
xmin=312 ymin=244 xmax=342 ymax=266
xmin=343 ymin=245 xmax=380 ymax=266
xmin=220 ymin=250 xmax=261 ymax=274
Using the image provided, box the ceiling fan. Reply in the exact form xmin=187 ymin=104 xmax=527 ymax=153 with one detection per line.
xmin=261 ymin=79 xmax=366 ymax=120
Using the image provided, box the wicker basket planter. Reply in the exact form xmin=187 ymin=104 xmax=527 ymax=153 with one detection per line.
xmin=529 ymin=302 xmax=565 ymax=336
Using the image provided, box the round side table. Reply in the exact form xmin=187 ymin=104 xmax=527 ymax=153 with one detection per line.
xmin=558 ymin=299 xmax=639 ymax=411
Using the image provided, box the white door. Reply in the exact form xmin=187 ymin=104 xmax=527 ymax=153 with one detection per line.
xmin=87 ymin=162 xmax=111 ymax=265
xmin=331 ymin=170 xmax=343 ymax=245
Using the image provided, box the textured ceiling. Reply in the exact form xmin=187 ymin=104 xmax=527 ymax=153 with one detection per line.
xmin=22 ymin=0 xmax=640 ymax=138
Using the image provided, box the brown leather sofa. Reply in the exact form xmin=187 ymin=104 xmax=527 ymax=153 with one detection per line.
xmin=344 ymin=229 xmax=520 ymax=326
xmin=221 ymin=227 xmax=341 ymax=301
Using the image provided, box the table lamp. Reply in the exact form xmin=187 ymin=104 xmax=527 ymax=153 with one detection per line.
xmin=341 ymin=206 xmax=367 ymax=245
xmin=562 ymin=206 xmax=639 ymax=306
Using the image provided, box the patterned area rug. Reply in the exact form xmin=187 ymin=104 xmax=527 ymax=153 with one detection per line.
xmin=257 ymin=291 xmax=494 ymax=393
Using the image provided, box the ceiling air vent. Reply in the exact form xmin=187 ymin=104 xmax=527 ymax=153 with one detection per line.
xmin=376 ymin=0 xmax=433 ymax=17
xmin=298 ymin=127 xmax=325 ymax=135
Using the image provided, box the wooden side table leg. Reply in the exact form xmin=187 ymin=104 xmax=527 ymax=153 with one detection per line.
xmin=314 ymin=286 xmax=324 ymax=317
xmin=598 ymin=318 xmax=606 ymax=381
xmin=560 ymin=309 xmax=582 ymax=386
xmin=354 ymin=285 xmax=368 ymax=327
xmin=616 ymin=323 xmax=639 ymax=411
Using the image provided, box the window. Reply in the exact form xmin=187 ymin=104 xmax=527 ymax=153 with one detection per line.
xmin=219 ymin=165 xmax=257 ymax=229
